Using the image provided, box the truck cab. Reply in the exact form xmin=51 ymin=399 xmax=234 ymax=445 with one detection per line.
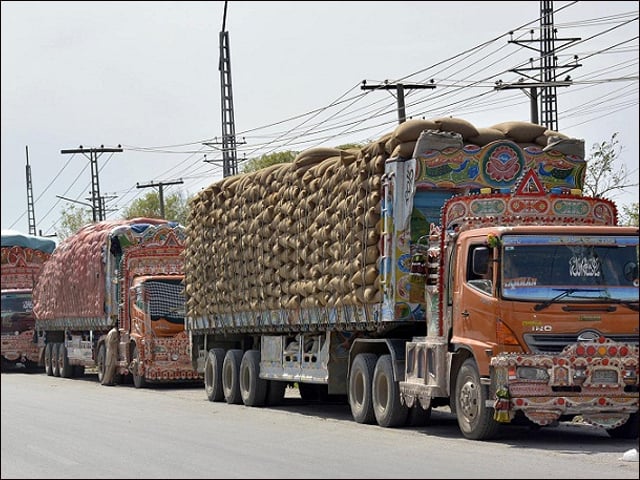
xmin=451 ymin=226 xmax=639 ymax=369
xmin=129 ymin=275 xmax=186 ymax=338
xmin=1 ymin=289 xmax=35 ymax=336
xmin=121 ymin=273 xmax=191 ymax=388
xmin=1 ymin=288 xmax=40 ymax=369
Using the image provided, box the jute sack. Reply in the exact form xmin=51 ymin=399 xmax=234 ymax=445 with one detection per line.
xmin=491 ymin=121 xmax=547 ymax=143
xmin=392 ymin=119 xmax=439 ymax=143
xmin=433 ymin=117 xmax=479 ymax=139
xmin=391 ymin=141 xmax=417 ymax=159
xmin=467 ymin=127 xmax=506 ymax=146
xmin=535 ymin=129 xmax=569 ymax=146
xmin=362 ymin=132 xmax=392 ymax=158
xmin=294 ymin=147 xmax=343 ymax=168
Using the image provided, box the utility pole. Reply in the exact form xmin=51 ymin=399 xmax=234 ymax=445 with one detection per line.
xmin=136 ymin=179 xmax=184 ymax=219
xmin=494 ymin=1 xmax=581 ymax=129
xmin=85 ymin=193 xmax=118 ymax=220
xmin=25 ymin=146 xmax=37 ymax=236
xmin=60 ymin=145 xmax=123 ymax=222
xmin=204 ymin=0 xmax=244 ymax=178
xmin=361 ymin=80 xmax=436 ymax=124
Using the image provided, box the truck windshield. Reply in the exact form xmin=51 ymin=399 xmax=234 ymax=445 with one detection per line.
xmin=1 ymin=292 xmax=34 ymax=334
xmin=143 ymin=279 xmax=185 ymax=326
xmin=500 ymin=234 xmax=639 ymax=303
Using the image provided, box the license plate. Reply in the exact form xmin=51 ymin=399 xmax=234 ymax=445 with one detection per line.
xmin=591 ymin=369 xmax=618 ymax=384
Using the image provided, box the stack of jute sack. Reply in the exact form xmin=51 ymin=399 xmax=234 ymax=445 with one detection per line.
xmin=184 ymin=117 xmax=579 ymax=318
xmin=33 ymin=221 xmax=121 ymax=320
xmin=383 ymin=116 xmax=580 ymax=158
xmin=185 ymin=141 xmax=386 ymax=316
xmin=33 ymin=218 xmax=171 ymax=321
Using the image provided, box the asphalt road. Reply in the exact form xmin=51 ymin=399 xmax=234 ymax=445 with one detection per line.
xmin=1 ymin=370 xmax=638 ymax=479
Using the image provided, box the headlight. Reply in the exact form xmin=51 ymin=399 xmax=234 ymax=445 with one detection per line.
xmin=517 ymin=366 xmax=549 ymax=381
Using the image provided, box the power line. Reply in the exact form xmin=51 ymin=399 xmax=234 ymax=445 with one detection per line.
xmin=60 ymin=145 xmax=123 ymax=222
xmin=360 ymin=80 xmax=436 ymax=124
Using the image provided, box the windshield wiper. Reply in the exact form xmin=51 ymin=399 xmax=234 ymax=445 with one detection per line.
xmin=533 ymin=288 xmax=600 ymax=312
xmin=609 ymin=299 xmax=640 ymax=312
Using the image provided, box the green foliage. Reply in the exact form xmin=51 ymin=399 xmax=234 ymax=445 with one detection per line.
xmin=335 ymin=142 xmax=364 ymax=150
xmin=57 ymin=204 xmax=93 ymax=240
xmin=620 ymin=202 xmax=639 ymax=226
xmin=122 ymin=190 xmax=189 ymax=225
xmin=241 ymin=151 xmax=297 ymax=173
xmin=582 ymin=132 xmax=639 ymax=226
xmin=583 ymin=132 xmax=637 ymax=198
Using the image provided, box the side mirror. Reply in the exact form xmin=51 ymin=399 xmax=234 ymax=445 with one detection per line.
xmin=472 ymin=247 xmax=491 ymax=276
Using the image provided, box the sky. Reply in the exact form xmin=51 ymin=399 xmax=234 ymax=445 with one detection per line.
xmin=1 ymin=1 xmax=638 ymax=236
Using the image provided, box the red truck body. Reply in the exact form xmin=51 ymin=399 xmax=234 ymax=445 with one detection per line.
xmin=1 ymin=231 xmax=56 ymax=370
xmin=33 ymin=218 xmax=201 ymax=386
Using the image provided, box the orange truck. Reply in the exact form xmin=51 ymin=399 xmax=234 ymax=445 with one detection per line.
xmin=184 ymin=117 xmax=638 ymax=440
xmin=33 ymin=218 xmax=201 ymax=387
xmin=1 ymin=230 xmax=56 ymax=371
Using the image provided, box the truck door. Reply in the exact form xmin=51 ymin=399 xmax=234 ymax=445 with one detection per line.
xmin=452 ymin=243 xmax=499 ymax=369
xmin=129 ymin=284 xmax=146 ymax=337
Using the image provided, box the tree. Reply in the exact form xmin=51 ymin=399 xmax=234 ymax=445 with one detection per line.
xmin=620 ymin=202 xmax=639 ymax=227
xmin=582 ymin=132 xmax=639 ymax=226
xmin=56 ymin=204 xmax=93 ymax=240
xmin=122 ymin=190 xmax=190 ymax=225
xmin=241 ymin=151 xmax=297 ymax=173
xmin=335 ymin=142 xmax=364 ymax=150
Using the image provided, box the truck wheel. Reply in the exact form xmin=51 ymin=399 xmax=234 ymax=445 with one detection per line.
xmin=96 ymin=344 xmax=107 ymax=384
xmin=348 ymin=353 xmax=377 ymax=424
xmin=372 ymin=354 xmax=408 ymax=427
xmin=455 ymin=358 xmax=500 ymax=440
xmin=131 ymin=344 xmax=146 ymax=389
xmin=25 ymin=360 xmax=43 ymax=373
xmin=606 ymin=413 xmax=639 ymax=439
xmin=204 ymin=348 xmax=225 ymax=402
xmin=240 ymin=350 xmax=267 ymax=407
xmin=51 ymin=343 xmax=61 ymax=377
xmin=44 ymin=343 xmax=54 ymax=376
xmin=58 ymin=344 xmax=73 ymax=379
xmin=265 ymin=380 xmax=287 ymax=406
xmin=222 ymin=349 xmax=243 ymax=404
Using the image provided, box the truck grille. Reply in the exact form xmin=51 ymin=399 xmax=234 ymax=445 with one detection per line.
xmin=523 ymin=333 xmax=640 ymax=354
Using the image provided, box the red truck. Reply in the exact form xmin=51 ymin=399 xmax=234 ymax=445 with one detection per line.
xmin=33 ymin=218 xmax=201 ymax=386
xmin=1 ymin=230 xmax=56 ymax=371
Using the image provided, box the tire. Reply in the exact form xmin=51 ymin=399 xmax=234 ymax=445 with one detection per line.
xmin=58 ymin=343 xmax=74 ymax=379
xmin=372 ymin=354 xmax=408 ymax=427
xmin=607 ymin=412 xmax=639 ymax=439
xmin=25 ymin=360 xmax=43 ymax=373
xmin=131 ymin=344 xmax=146 ymax=389
xmin=51 ymin=343 xmax=61 ymax=377
xmin=222 ymin=349 xmax=243 ymax=404
xmin=348 ymin=353 xmax=377 ymax=424
xmin=239 ymin=350 xmax=267 ymax=407
xmin=204 ymin=348 xmax=225 ymax=402
xmin=44 ymin=343 xmax=54 ymax=377
xmin=265 ymin=380 xmax=287 ymax=406
xmin=96 ymin=343 xmax=107 ymax=384
xmin=455 ymin=358 xmax=500 ymax=440
xmin=406 ymin=404 xmax=432 ymax=427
